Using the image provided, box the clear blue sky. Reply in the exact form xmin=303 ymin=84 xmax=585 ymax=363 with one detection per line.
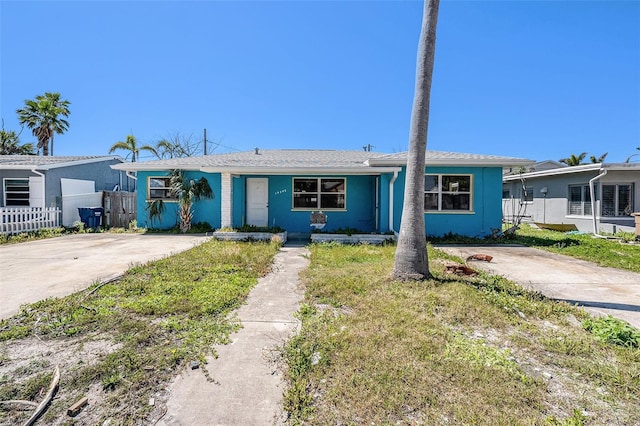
xmin=1 ymin=0 xmax=639 ymax=163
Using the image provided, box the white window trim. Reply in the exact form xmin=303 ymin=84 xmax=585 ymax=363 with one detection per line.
xmin=291 ymin=177 xmax=347 ymax=211
xmin=424 ymin=174 xmax=474 ymax=213
xmin=601 ymin=182 xmax=634 ymax=217
xmin=147 ymin=176 xmax=178 ymax=202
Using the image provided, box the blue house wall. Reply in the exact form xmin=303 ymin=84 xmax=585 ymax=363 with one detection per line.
xmin=135 ymin=166 xmax=503 ymax=237
xmin=391 ymin=166 xmax=503 ymax=237
xmin=231 ymin=175 xmax=377 ymax=233
xmin=136 ymin=171 xmax=222 ymax=229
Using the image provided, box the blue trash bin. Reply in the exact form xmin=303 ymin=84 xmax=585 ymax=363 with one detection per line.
xmin=78 ymin=207 xmax=103 ymax=229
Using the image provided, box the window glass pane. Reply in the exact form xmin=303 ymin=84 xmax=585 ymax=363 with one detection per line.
xmin=293 ymin=194 xmax=318 ymax=208
xmin=523 ymin=186 xmax=534 ymax=202
xmin=442 ymin=194 xmax=470 ymax=210
xmin=442 ymin=175 xmax=470 ymax=192
xmin=424 ymin=193 xmax=438 ymax=210
xmin=618 ymin=185 xmax=631 ymax=215
xmin=320 ymin=194 xmax=345 ymax=209
xmin=149 ymin=189 xmax=168 ymax=199
xmin=425 ymin=175 xmax=438 ymax=192
xmin=602 ymin=185 xmax=615 ymax=217
xmin=148 ymin=177 xmax=177 ymax=200
xmin=4 ymin=179 xmax=30 ymax=206
xmin=294 ymin=179 xmax=317 ymax=193
xmin=321 ymin=179 xmax=344 ymax=193
xmin=502 ymin=189 xmax=511 ymax=198
xmin=569 ymin=186 xmax=581 ymax=202
xmin=149 ymin=178 xmax=168 ymax=188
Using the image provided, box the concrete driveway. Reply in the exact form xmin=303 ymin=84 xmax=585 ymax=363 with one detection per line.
xmin=436 ymin=245 xmax=640 ymax=329
xmin=0 ymin=233 xmax=211 ymax=319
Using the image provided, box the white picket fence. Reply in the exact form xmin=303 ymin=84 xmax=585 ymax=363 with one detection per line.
xmin=0 ymin=207 xmax=61 ymax=235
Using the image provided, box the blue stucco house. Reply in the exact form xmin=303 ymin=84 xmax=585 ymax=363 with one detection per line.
xmin=112 ymin=149 xmax=532 ymax=237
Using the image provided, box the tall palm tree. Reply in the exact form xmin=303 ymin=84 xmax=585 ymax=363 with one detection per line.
xmin=559 ymin=152 xmax=587 ymax=166
xmin=589 ymin=152 xmax=608 ymax=163
xmin=16 ymin=92 xmax=70 ymax=156
xmin=393 ymin=0 xmax=440 ymax=281
xmin=169 ymin=169 xmax=214 ymax=233
xmin=109 ymin=135 xmax=156 ymax=162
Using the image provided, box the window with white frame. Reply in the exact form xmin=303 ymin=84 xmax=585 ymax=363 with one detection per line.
xmin=424 ymin=174 xmax=472 ymax=212
xmin=602 ymin=184 xmax=633 ymax=217
xmin=292 ymin=178 xmax=346 ymax=210
xmin=3 ymin=178 xmax=30 ymax=206
xmin=568 ymin=184 xmax=594 ymax=216
xmin=147 ymin=177 xmax=177 ymax=201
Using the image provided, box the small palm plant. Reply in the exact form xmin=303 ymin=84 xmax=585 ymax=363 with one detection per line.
xmin=169 ymin=169 xmax=214 ymax=233
xmin=146 ymin=199 xmax=165 ymax=229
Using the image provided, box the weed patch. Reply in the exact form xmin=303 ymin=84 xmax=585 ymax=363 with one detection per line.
xmin=283 ymin=244 xmax=640 ymax=425
xmin=0 ymin=240 xmax=279 ymax=425
xmin=583 ymin=315 xmax=640 ymax=348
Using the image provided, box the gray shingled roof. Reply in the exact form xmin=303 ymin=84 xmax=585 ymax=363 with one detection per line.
xmin=111 ymin=149 xmax=533 ymax=171
xmin=112 ymin=150 xmax=383 ymax=171
xmin=0 ymin=155 xmax=123 ymax=169
xmin=368 ymin=150 xmax=532 ymax=165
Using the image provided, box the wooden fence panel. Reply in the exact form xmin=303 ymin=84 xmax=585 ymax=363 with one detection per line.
xmin=103 ymin=191 xmax=136 ymax=228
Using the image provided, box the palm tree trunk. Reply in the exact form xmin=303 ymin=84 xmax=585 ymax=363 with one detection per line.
xmin=393 ymin=0 xmax=440 ymax=281
xmin=50 ymin=133 xmax=54 ymax=156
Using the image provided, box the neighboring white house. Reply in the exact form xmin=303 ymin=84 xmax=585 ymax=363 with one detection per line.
xmin=503 ymin=162 xmax=640 ymax=234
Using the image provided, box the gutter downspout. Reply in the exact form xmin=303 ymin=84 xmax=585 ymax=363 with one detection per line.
xmin=589 ymin=168 xmax=607 ymax=236
xmin=389 ymin=170 xmax=399 ymax=233
xmin=126 ymin=171 xmax=137 ymax=192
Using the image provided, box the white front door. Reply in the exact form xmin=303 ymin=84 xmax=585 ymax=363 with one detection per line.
xmin=246 ymin=178 xmax=269 ymax=227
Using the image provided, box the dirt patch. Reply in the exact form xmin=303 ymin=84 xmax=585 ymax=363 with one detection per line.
xmin=0 ymin=334 xmax=180 ymax=425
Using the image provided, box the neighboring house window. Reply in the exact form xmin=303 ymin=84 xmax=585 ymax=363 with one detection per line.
xmin=3 ymin=179 xmax=30 ymax=206
xmin=568 ymin=184 xmax=593 ymax=216
xmin=602 ymin=184 xmax=633 ymax=217
xmin=424 ymin=174 xmax=472 ymax=212
xmin=147 ymin=177 xmax=177 ymax=200
xmin=292 ymin=178 xmax=346 ymax=210
xmin=522 ymin=186 xmax=534 ymax=202
xmin=502 ymin=189 xmax=511 ymax=199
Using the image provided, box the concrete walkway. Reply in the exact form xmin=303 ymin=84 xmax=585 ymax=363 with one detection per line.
xmin=157 ymin=245 xmax=308 ymax=426
xmin=436 ymin=245 xmax=640 ymax=329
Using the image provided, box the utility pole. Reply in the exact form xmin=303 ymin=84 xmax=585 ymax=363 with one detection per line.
xmin=204 ymin=128 xmax=207 ymax=155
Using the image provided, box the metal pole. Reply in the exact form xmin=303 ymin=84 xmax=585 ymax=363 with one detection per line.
xmin=204 ymin=128 xmax=207 ymax=155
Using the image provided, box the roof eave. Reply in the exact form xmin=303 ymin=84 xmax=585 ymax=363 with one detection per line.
xmin=1 ymin=156 xmax=124 ymax=171
xmin=503 ymin=163 xmax=603 ymax=181
xmin=200 ymin=166 xmax=403 ymax=175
